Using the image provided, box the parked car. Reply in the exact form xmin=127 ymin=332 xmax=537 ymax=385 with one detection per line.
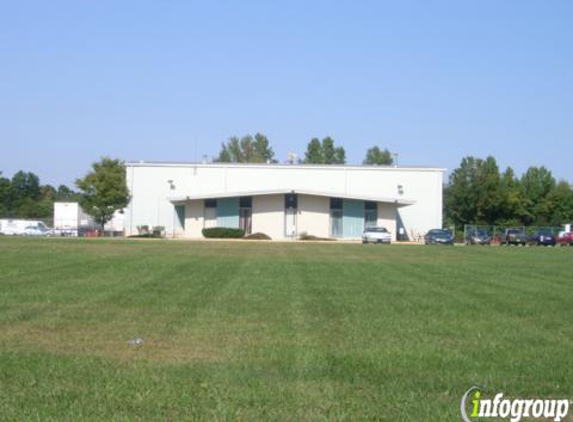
xmin=362 ymin=226 xmax=392 ymax=244
xmin=23 ymin=225 xmax=52 ymax=236
xmin=529 ymin=229 xmax=556 ymax=246
xmin=465 ymin=229 xmax=492 ymax=245
xmin=503 ymin=229 xmax=528 ymax=246
xmin=424 ymin=229 xmax=454 ymax=245
xmin=558 ymin=231 xmax=573 ymax=246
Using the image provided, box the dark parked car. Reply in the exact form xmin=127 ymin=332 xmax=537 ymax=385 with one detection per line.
xmin=503 ymin=229 xmax=528 ymax=246
xmin=425 ymin=229 xmax=454 ymax=245
xmin=529 ymin=230 xmax=556 ymax=246
xmin=558 ymin=231 xmax=573 ymax=246
xmin=465 ymin=229 xmax=492 ymax=245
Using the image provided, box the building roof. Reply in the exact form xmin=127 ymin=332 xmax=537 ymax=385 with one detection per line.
xmin=126 ymin=161 xmax=446 ymax=173
xmin=168 ymin=189 xmax=415 ymax=207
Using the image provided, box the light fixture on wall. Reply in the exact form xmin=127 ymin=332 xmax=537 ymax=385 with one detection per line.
xmin=397 ymin=185 xmax=404 ymax=195
xmin=167 ymin=180 xmax=176 ymax=190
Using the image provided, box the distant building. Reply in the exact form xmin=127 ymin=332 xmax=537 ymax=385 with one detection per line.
xmin=124 ymin=162 xmax=445 ymax=241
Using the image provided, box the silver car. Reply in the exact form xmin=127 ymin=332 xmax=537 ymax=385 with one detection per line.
xmin=362 ymin=226 xmax=392 ymax=244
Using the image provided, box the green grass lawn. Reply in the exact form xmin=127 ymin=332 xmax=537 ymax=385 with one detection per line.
xmin=0 ymin=237 xmax=572 ymax=421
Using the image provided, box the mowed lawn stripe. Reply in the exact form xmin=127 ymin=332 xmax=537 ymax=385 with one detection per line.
xmin=0 ymin=237 xmax=572 ymax=422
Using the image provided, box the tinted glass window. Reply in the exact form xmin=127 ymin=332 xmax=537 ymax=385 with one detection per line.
xmin=364 ymin=201 xmax=377 ymax=210
xmin=285 ymin=193 xmax=298 ymax=209
xmin=330 ymin=198 xmax=343 ymax=210
xmin=205 ymin=199 xmax=217 ymax=208
xmin=239 ymin=196 xmax=252 ymax=208
xmin=330 ymin=209 xmax=343 ymax=236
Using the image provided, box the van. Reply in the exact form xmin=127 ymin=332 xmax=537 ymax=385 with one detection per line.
xmin=0 ymin=219 xmax=51 ymax=236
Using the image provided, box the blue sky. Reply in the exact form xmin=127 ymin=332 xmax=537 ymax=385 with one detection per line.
xmin=0 ymin=0 xmax=571 ymax=186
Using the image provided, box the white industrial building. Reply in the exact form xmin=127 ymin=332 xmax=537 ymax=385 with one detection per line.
xmin=124 ymin=162 xmax=445 ymax=241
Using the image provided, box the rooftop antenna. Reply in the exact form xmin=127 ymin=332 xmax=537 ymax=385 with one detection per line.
xmin=287 ymin=152 xmax=299 ymax=164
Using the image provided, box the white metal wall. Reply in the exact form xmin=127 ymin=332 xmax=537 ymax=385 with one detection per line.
xmin=125 ymin=163 xmax=444 ymax=239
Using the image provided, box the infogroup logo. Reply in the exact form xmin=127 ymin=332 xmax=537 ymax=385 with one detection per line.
xmin=461 ymin=386 xmax=570 ymax=422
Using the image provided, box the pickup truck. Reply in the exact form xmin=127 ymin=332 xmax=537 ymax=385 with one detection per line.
xmin=503 ymin=229 xmax=528 ymax=246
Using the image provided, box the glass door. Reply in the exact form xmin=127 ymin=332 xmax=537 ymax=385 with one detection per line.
xmin=285 ymin=208 xmax=297 ymax=237
xmin=239 ymin=208 xmax=252 ymax=234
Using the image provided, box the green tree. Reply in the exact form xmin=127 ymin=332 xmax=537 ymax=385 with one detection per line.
xmin=0 ymin=172 xmax=12 ymax=216
xmin=363 ymin=146 xmax=394 ymax=165
xmin=444 ymin=156 xmax=480 ymax=228
xmin=11 ymin=171 xmax=41 ymax=201
xmin=303 ymin=137 xmax=345 ymax=164
xmin=545 ymin=181 xmax=573 ymax=226
xmin=474 ymin=156 xmax=502 ymax=225
xmin=497 ymin=167 xmax=527 ymax=226
xmin=252 ymin=133 xmax=275 ymax=163
xmin=216 ymin=133 xmax=275 ymax=163
xmin=520 ymin=166 xmax=556 ymax=225
xmin=56 ymin=185 xmax=79 ymax=201
xmin=303 ymin=138 xmax=323 ymax=163
xmin=10 ymin=171 xmax=43 ymax=217
xmin=75 ymin=158 xmax=130 ymax=229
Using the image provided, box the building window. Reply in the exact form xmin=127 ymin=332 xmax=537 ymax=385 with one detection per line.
xmin=239 ymin=196 xmax=252 ymax=234
xmin=364 ymin=201 xmax=377 ymax=228
xmin=330 ymin=197 xmax=343 ymax=237
xmin=239 ymin=196 xmax=252 ymax=208
xmin=285 ymin=193 xmax=298 ymax=209
xmin=204 ymin=199 xmax=217 ymax=228
xmin=175 ymin=205 xmax=185 ymax=230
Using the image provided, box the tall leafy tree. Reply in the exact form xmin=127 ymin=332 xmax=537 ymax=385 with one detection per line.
xmin=252 ymin=133 xmax=275 ymax=163
xmin=363 ymin=146 xmax=394 ymax=165
xmin=545 ymin=181 xmax=573 ymax=226
xmin=303 ymin=137 xmax=345 ymax=164
xmin=497 ymin=167 xmax=527 ymax=226
xmin=0 ymin=172 xmax=12 ymax=216
xmin=444 ymin=156 xmax=480 ymax=227
xmin=520 ymin=166 xmax=556 ymax=225
xmin=76 ymin=158 xmax=130 ymax=229
xmin=11 ymin=171 xmax=41 ymax=201
xmin=303 ymin=138 xmax=323 ymax=163
xmin=56 ymin=185 xmax=79 ymax=201
xmin=474 ymin=156 xmax=502 ymax=224
xmin=216 ymin=133 xmax=275 ymax=163
xmin=10 ymin=171 xmax=43 ymax=217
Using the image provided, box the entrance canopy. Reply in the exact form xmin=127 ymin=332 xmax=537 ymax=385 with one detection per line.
xmin=168 ymin=188 xmax=415 ymax=207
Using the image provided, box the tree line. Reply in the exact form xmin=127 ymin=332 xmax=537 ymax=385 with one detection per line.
xmin=215 ymin=133 xmax=394 ymax=165
xmin=3 ymin=143 xmax=572 ymax=232
xmin=0 ymin=170 xmax=79 ymax=219
xmin=1 ymin=158 xmax=130 ymax=230
xmin=445 ymin=156 xmax=573 ymax=229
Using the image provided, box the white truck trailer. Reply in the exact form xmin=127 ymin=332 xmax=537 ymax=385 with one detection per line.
xmin=53 ymin=202 xmax=124 ymax=236
xmin=53 ymin=202 xmax=95 ymax=236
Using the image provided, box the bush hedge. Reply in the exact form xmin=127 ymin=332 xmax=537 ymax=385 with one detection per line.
xmin=298 ymin=233 xmax=336 ymax=241
xmin=202 ymin=227 xmax=245 ymax=238
xmin=128 ymin=233 xmax=163 ymax=239
xmin=244 ymin=232 xmax=271 ymax=240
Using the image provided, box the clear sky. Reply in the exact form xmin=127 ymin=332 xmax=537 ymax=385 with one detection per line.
xmin=0 ymin=0 xmax=571 ymax=187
